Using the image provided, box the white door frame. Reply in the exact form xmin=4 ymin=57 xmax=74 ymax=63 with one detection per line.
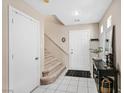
xmin=9 ymin=6 xmax=41 ymax=93
xmin=69 ymin=30 xmax=90 ymax=71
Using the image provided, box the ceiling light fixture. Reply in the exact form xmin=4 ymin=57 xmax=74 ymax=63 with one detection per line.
xmin=73 ymin=10 xmax=79 ymax=16
xmin=43 ymin=0 xmax=49 ymax=4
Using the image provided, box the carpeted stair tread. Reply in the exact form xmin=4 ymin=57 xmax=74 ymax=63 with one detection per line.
xmin=45 ymin=56 xmax=55 ymax=62
xmin=41 ymin=49 xmax=66 ymax=85
xmin=43 ymin=61 xmax=62 ymax=73
xmin=48 ymin=63 xmax=64 ymax=76
xmin=45 ymin=57 xmax=58 ymax=66
xmin=41 ymin=64 xmax=66 ymax=85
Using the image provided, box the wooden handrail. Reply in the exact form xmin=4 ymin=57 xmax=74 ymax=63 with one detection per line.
xmin=45 ymin=34 xmax=68 ymax=55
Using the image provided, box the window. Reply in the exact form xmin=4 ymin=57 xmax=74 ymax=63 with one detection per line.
xmin=107 ymin=15 xmax=112 ymax=28
xmin=100 ymin=25 xmax=103 ymax=34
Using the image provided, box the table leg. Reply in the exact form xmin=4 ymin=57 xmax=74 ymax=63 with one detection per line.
xmin=98 ymin=71 xmax=101 ymax=93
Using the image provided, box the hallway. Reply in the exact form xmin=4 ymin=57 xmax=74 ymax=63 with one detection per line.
xmin=2 ymin=0 xmax=121 ymax=93
xmin=33 ymin=70 xmax=97 ymax=93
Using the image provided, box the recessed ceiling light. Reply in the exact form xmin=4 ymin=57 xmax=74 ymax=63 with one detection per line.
xmin=73 ymin=10 xmax=80 ymax=16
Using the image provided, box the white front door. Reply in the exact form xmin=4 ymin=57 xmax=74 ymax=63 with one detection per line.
xmin=9 ymin=7 xmax=40 ymax=93
xmin=69 ymin=30 xmax=90 ymax=71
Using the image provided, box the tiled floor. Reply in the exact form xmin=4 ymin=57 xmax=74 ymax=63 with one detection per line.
xmin=32 ymin=70 xmax=98 ymax=93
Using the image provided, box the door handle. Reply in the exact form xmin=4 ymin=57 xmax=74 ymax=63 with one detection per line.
xmin=35 ymin=57 xmax=39 ymax=60
xmin=71 ymin=52 xmax=73 ymax=54
xmin=70 ymin=49 xmax=74 ymax=54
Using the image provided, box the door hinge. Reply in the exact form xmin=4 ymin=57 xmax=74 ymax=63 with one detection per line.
xmin=12 ymin=54 xmax=14 ymax=60
xmin=12 ymin=18 xmax=14 ymax=23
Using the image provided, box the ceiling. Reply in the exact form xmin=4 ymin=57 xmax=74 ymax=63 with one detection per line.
xmin=24 ymin=0 xmax=112 ymax=25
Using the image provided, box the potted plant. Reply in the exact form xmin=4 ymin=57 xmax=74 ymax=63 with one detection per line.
xmin=90 ymin=47 xmax=103 ymax=57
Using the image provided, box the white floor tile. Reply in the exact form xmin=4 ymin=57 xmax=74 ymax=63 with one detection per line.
xmin=88 ymin=82 xmax=96 ymax=88
xmin=44 ymin=89 xmax=55 ymax=93
xmin=64 ymin=76 xmax=72 ymax=81
xmin=61 ymin=79 xmax=70 ymax=85
xmin=39 ymin=85 xmax=50 ymax=89
xmin=78 ymin=81 xmax=87 ymax=87
xmin=88 ymin=79 xmax=96 ymax=87
xmin=69 ymin=80 xmax=78 ymax=86
xmin=71 ymin=77 xmax=79 ymax=81
xmin=47 ymin=83 xmax=59 ymax=90
xmin=32 ymin=87 xmax=46 ymax=93
xmin=88 ymin=78 xmax=95 ymax=82
xmin=62 ymin=80 xmax=70 ymax=84
xmin=77 ymin=86 xmax=88 ymax=93
xmin=79 ymin=78 xmax=88 ymax=82
xmin=55 ymin=90 xmax=66 ymax=93
xmin=57 ymin=84 xmax=68 ymax=91
xmin=57 ymin=76 xmax=64 ymax=81
xmin=54 ymin=79 xmax=62 ymax=85
xmin=66 ymin=92 xmax=76 ymax=93
xmin=66 ymin=85 xmax=78 ymax=93
xmin=88 ymin=87 xmax=98 ymax=93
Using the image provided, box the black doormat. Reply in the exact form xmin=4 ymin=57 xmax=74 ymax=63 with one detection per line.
xmin=65 ymin=70 xmax=91 ymax=78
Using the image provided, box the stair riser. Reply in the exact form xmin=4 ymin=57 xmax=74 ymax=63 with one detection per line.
xmin=45 ymin=55 xmax=52 ymax=58
xmin=43 ymin=63 xmax=63 ymax=77
xmin=43 ymin=64 xmax=61 ymax=76
xmin=45 ymin=57 xmax=55 ymax=63
xmin=41 ymin=66 xmax=66 ymax=85
xmin=45 ymin=58 xmax=57 ymax=66
xmin=42 ymin=49 xmax=66 ymax=85
xmin=45 ymin=61 xmax=61 ymax=70
xmin=48 ymin=64 xmax=64 ymax=76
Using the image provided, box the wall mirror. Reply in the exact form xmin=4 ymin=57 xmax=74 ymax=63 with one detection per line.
xmin=99 ymin=26 xmax=113 ymax=59
xmin=99 ymin=16 xmax=113 ymax=61
xmin=105 ymin=26 xmax=113 ymax=54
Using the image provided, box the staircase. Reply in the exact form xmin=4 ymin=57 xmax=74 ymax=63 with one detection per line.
xmin=40 ymin=49 xmax=66 ymax=85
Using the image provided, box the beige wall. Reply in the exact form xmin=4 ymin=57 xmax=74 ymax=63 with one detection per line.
xmin=44 ymin=16 xmax=69 ymax=67
xmin=45 ymin=35 xmax=68 ymax=67
xmin=99 ymin=0 xmax=121 ymax=70
xmin=45 ymin=16 xmax=69 ymax=53
xmin=45 ymin=16 xmax=99 ymax=68
xmin=45 ymin=16 xmax=99 ymax=53
xmin=66 ymin=23 xmax=99 ymax=38
xmin=2 ymin=0 xmax=45 ymax=92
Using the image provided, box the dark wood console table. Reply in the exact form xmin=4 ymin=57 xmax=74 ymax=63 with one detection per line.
xmin=93 ymin=58 xmax=117 ymax=93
